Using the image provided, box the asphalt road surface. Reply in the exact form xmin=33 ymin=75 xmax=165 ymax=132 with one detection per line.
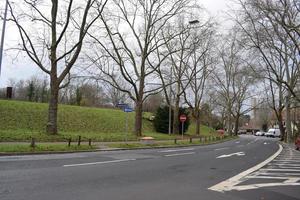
xmin=1 ymin=135 xmax=299 ymax=200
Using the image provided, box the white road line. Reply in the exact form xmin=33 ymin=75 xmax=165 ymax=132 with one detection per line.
xmin=254 ymin=172 xmax=300 ymax=176
xmin=270 ymin=166 xmax=300 ymax=169
xmin=271 ymin=163 xmax=300 ymax=166
xmin=164 ymin=152 xmax=195 ymax=157
xmin=63 ymin=159 xmax=136 ymax=167
xmin=159 ymin=148 xmax=195 ymax=153
xmin=226 ymin=182 xmax=300 ymax=191
xmin=273 ymin=160 xmax=300 ymax=162
xmin=246 ymin=138 xmax=258 ymax=145
xmin=214 ymin=147 xmax=229 ymax=151
xmin=235 ymin=141 xmax=240 ymax=144
xmin=246 ymin=176 xmax=299 ymax=180
xmin=259 ymin=169 xmax=300 ymax=172
xmin=208 ymin=144 xmax=283 ymax=192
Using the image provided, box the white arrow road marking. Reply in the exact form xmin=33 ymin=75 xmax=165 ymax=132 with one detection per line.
xmin=159 ymin=148 xmax=194 ymax=153
xmin=63 ymin=159 xmax=136 ymax=167
xmin=164 ymin=152 xmax=195 ymax=157
xmin=209 ymin=144 xmax=283 ymax=192
xmin=217 ymin=152 xmax=245 ymax=159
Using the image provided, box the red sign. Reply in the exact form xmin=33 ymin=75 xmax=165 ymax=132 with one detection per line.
xmin=179 ymin=114 xmax=187 ymax=122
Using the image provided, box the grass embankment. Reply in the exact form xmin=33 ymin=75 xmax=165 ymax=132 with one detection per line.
xmin=0 ymin=144 xmax=96 ymax=153
xmin=0 ymin=99 xmax=216 ymax=142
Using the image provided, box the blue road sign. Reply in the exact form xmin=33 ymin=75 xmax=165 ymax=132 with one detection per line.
xmin=117 ymin=103 xmax=128 ymax=108
xmin=124 ymin=107 xmax=133 ymax=112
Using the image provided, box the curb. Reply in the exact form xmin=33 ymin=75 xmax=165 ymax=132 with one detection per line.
xmin=0 ymin=137 xmax=238 ymax=156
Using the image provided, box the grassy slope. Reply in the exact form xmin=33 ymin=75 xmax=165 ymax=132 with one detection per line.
xmin=0 ymin=100 xmax=215 ymax=142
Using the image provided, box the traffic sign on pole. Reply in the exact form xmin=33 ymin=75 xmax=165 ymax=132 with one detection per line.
xmin=179 ymin=114 xmax=187 ymax=139
xmin=179 ymin=114 xmax=187 ymax=122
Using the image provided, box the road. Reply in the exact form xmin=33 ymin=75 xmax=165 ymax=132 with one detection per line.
xmin=0 ymin=135 xmax=299 ymax=200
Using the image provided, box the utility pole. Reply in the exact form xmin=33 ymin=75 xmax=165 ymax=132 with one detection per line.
xmin=0 ymin=0 xmax=8 ymax=76
xmin=168 ymin=66 xmax=173 ymax=135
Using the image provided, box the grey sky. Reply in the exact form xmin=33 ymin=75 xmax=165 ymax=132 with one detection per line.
xmin=0 ymin=0 xmax=231 ymax=87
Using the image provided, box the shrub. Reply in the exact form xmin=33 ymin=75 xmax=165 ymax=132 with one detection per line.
xmin=153 ymin=105 xmax=190 ymax=134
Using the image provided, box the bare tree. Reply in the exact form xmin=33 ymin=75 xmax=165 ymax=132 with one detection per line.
xmin=212 ymin=32 xmax=257 ymax=135
xmin=88 ymin=0 xmax=188 ymax=136
xmin=182 ymin=18 xmax=216 ymax=135
xmin=235 ymin=0 xmax=300 ymax=141
xmin=8 ymin=0 xmax=108 ymax=134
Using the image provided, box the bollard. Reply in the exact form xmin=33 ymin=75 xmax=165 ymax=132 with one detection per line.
xmin=174 ymin=138 xmax=177 ymax=144
xmin=78 ymin=136 xmax=81 ymax=146
xmin=68 ymin=138 xmax=71 ymax=147
xmin=88 ymin=139 xmax=92 ymax=146
xmin=30 ymin=138 xmax=35 ymax=148
xmin=190 ymin=138 xmax=192 ymax=143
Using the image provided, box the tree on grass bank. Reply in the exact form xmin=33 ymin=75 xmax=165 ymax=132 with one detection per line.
xmin=88 ymin=0 xmax=189 ymax=136
xmin=8 ymin=0 xmax=108 ymax=134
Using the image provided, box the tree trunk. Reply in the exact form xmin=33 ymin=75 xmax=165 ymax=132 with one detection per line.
xmin=46 ymin=82 xmax=59 ymax=135
xmin=233 ymin=115 xmax=239 ymax=136
xmin=226 ymin=112 xmax=232 ymax=135
xmin=173 ymin=95 xmax=180 ymax=135
xmin=195 ymin=111 xmax=201 ymax=135
xmin=278 ymin=113 xmax=285 ymax=142
xmin=285 ymin=96 xmax=292 ymax=143
xmin=134 ymin=100 xmax=143 ymax=137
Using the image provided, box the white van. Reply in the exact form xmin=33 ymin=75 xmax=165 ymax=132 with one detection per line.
xmin=265 ymin=128 xmax=281 ymax=137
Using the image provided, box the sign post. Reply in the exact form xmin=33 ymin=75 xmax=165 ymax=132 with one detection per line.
xmin=124 ymin=107 xmax=133 ymax=142
xmin=179 ymin=114 xmax=187 ymax=140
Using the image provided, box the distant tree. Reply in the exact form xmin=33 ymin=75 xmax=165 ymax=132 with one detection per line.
xmin=75 ymin=87 xmax=82 ymax=106
xmin=143 ymin=93 xmax=164 ymax=113
xmin=27 ymin=81 xmax=35 ymax=102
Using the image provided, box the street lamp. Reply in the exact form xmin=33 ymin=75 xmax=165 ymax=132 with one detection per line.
xmin=189 ymin=20 xmax=199 ymax=25
xmin=0 ymin=0 xmax=8 ymax=76
xmin=168 ymin=66 xmax=172 ymax=135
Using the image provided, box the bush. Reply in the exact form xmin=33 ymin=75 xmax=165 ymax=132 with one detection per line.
xmin=153 ymin=105 xmax=190 ymax=134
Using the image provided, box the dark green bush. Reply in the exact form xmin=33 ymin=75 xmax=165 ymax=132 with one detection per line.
xmin=153 ymin=105 xmax=190 ymax=134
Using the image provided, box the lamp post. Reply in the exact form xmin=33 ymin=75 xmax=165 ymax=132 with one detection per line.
xmin=0 ymin=0 xmax=8 ymax=76
xmin=168 ymin=66 xmax=173 ymax=135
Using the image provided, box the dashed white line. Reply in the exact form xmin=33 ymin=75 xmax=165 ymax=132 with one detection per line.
xmin=164 ymin=152 xmax=195 ymax=157
xmin=159 ymin=148 xmax=195 ymax=153
xmin=214 ymin=147 xmax=229 ymax=151
xmin=63 ymin=159 xmax=136 ymax=167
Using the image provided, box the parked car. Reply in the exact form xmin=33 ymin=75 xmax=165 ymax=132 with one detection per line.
xmin=265 ymin=128 xmax=281 ymax=137
xmin=255 ymin=131 xmax=265 ymax=136
xmin=238 ymin=130 xmax=247 ymax=135
xmin=295 ymin=136 xmax=300 ymax=150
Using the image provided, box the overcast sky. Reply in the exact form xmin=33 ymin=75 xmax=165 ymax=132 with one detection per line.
xmin=0 ymin=0 xmax=232 ymax=87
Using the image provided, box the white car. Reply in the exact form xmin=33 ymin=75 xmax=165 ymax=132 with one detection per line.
xmin=265 ymin=128 xmax=281 ymax=137
xmin=255 ymin=131 xmax=265 ymax=136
